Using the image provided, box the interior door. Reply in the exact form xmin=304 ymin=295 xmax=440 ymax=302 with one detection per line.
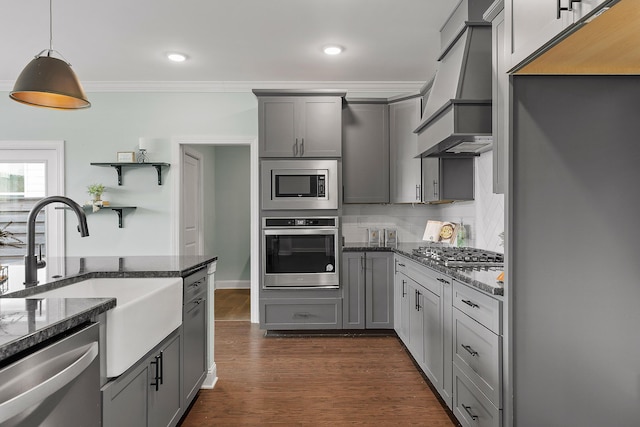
xmin=181 ymin=149 xmax=203 ymax=256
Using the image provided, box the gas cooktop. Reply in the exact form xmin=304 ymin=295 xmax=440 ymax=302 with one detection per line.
xmin=412 ymin=246 xmax=504 ymax=270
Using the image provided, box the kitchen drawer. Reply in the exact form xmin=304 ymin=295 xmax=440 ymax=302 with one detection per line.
xmin=453 ymin=309 xmax=502 ymax=408
xmin=453 ymin=365 xmax=501 ymax=427
xmin=261 ymin=298 xmax=342 ymax=330
xmin=184 ymin=268 xmax=207 ymax=303
xmin=453 ymin=281 xmax=502 ymax=334
xmin=396 ymin=255 xmax=441 ymax=296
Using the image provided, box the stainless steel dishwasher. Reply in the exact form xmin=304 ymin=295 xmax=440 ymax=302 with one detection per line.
xmin=0 ymin=322 xmax=100 ymax=426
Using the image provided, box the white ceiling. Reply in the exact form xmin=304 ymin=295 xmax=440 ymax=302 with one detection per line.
xmin=0 ymin=0 xmax=456 ymax=94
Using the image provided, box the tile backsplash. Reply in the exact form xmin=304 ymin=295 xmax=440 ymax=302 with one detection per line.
xmin=342 ymin=151 xmax=504 ymax=252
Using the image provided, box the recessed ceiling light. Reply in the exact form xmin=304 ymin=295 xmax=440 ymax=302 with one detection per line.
xmin=167 ymin=52 xmax=187 ymax=62
xmin=323 ymin=45 xmax=343 ymax=55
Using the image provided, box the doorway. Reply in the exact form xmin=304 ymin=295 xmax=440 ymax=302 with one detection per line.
xmin=171 ymin=136 xmax=259 ymax=323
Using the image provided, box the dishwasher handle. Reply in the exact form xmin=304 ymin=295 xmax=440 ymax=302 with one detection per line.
xmin=0 ymin=341 xmax=99 ymax=424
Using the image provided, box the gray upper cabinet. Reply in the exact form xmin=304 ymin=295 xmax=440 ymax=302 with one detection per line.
xmin=422 ymin=157 xmax=474 ymax=203
xmin=390 ymin=97 xmax=423 ymax=203
xmin=342 ymin=102 xmax=390 ymax=203
xmin=255 ymin=92 xmax=343 ymax=158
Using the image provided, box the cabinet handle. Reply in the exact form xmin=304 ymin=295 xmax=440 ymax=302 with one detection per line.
xmin=416 ymin=290 xmax=422 ymax=311
xmin=433 ymin=180 xmax=438 ymax=197
xmin=361 ymin=256 xmax=365 ymax=272
xmin=293 ymin=312 xmax=311 ymax=318
xmin=159 ymin=351 xmax=164 ymax=385
xmin=416 ymin=185 xmax=420 ymax=201
xmin=557 ymin=0 xmax=581 ymax=18
xmin=190 ymin=279 xmax=204 ymax=288
xmin=402 ymin=279 xmax=407 ymax=297
xmin=462 ymin=299 xmax=480 ymax=309
xmin=398 ymin=263 xmax=405 ymax=267
xmin=294 ymin=138 xmax=299 ymax=156
xmin=461 ymin=344 xmax=479 ymax=357
xmin=437 ymin=277 xmax=451 ymax=285
xmin=150 ymin=355 xmax=161 ymax=391
xmin=300 ymin=138 xmax=304 ymax=156
xmin=194 ymin=297 xmax=204 ymax=305
xmin=462 ymin=404 xmax=479 ymax=421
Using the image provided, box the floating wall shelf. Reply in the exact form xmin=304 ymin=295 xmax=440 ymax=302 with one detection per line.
xmin=90 ymin=163 xmax=170 ymax=186
xmin=57 ymin=206 xmax=137 ymax=228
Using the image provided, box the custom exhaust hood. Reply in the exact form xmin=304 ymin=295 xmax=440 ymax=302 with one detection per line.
xmin=414 ymin=0 xmax=494 ymax=157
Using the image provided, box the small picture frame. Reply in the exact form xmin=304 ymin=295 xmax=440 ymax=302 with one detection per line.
xmin=117 ymin=151 xmax=136 ymax=163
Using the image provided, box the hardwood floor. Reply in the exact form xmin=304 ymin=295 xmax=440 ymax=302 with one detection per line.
xmin=179 ymin=321 xmax=457 ymax=426
xmin=215 ymin=289 xmax=251 ymax=321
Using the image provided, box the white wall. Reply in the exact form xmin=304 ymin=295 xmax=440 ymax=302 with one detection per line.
xmin=0 ymin=91 xmax=258 ymax=256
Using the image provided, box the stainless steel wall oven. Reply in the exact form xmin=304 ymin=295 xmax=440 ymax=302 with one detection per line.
xmin=262 ymin=217 xmax=339 ymax=289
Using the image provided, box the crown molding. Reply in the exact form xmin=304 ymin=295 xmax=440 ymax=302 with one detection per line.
xmin=0 ymin=80 xmax=424 ymax=94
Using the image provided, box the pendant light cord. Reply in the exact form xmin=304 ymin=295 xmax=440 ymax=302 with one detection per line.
xmin=49 ymin=0 xmax=53 ymax=53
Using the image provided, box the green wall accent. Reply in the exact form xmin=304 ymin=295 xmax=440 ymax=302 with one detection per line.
xmin=0 ymin=91 xmax=257 ymax=256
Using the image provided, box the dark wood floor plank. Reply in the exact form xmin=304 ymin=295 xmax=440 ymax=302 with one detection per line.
xmin=180 ymin=321 xmax=455 ymax=426
xmin=215 ymin=289 xmax=251 ymax=321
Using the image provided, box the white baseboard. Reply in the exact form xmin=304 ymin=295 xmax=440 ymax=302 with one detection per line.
xmin=215 ymin=280 xmax=250 ymax=289
xmin=201 ymin=363 xmax=218 ymax=389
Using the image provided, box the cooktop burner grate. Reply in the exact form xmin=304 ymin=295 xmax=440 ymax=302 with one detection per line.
xmin=412 ymin=246 xmax=504 ymax=270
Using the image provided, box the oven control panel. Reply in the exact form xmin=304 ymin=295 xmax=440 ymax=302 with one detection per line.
xmin=264 ymin=217 xmax=337 ymax=228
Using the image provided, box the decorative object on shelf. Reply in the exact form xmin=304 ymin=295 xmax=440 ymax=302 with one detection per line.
xmin=137 ymin=137 xmax=148 ymax=163
xmin=87 ymin=183 xmax=106 ymax=212
xmin=90 ymin=162 xmax=170 ymax=185
xmin=367 ymin=228 xmax=381 ymax=247
xmin=384 ymin=229 xmax=397 ymax=248
xmin=117 ymin=152 xmax=136 ymax=163
xmin=9 ymin=0 xmax=90 ymax=110
xmin=422 ymin=220 xmax=459 ymax=245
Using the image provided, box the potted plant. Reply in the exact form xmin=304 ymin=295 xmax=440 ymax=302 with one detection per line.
xmin=87 ymin=183 xmax=105 ymax=202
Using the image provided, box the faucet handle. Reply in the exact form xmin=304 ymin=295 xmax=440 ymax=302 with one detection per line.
xmin=37 ymin=244 xmax=46 ymax=268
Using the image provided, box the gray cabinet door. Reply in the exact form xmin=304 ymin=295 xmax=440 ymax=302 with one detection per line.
xmin=422 ymin=157 xmax=440 ymax=202
xmin=102 ymin=363 xmax=149 ymax=427
xmin=183 ymin=295 xmax=207 ymax=406
xmin=421 ymin=286 xmax=443 ymax=392
xmin=407 ymin=279 xmax=424 ymax=365
xmin=390 ymin=98 xmax=422 ymax=203
xmin=342 ymin=103 xmax=390 ymax=203
xmin=342 ymin=252 xmax=366 ymax=329
xmin=365 ymin=252 xmax=393 ymax=329
xmin=148 ymin=331 xmax=182 ymax=427
xmin=258 ymin=96 xmax=342 ymax=158
xmin=394 ymin=271 xmax=411 ymax=344
xmin=299 ymin=97 xmax=342 ymax=157
xmin=258 ymin=97 xmax=298 ymax=157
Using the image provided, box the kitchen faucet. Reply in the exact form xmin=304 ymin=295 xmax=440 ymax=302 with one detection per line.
xmin=24 ymin=196 xmax=89 ymax=287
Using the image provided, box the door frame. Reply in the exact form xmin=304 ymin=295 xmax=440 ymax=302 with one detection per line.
xmin=0 ymin=140 xmax=65 ymax=263
xmin=170 ymin=136 xmax=259 ymax=323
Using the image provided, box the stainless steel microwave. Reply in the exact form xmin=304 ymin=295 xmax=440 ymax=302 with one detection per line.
xmin=261 ymin=159 xmax=338 ymax=210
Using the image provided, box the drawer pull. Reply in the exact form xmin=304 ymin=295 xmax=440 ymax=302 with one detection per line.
xmin=397 ymin=263 xmax=406 ymax=267
xmin=462 ymin=404 xmax=479 ymax=421
xmin=293 ymin=312 xmax=311 ymax=318
xmin=402 ymin=279 xmax=407 ymax=297
xmin=190 ymin=279 xmax=205 ymax=288
xmin=193 ymin=297 xmax=204 ymax=305
xmin=462 ymin=299 xmax=479 ymax=309
xmin=437 ymin=277 xmax=451 ymax=285
xmin=461 ymin=344 xmax=479 ymax=357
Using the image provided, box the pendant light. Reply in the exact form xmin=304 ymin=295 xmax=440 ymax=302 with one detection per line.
xmin=10 ymin=0 xmax=90 ymax=109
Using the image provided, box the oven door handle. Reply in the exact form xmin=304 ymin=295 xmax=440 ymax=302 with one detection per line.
xmin=263 ymin=228 xmax=338 ymax=236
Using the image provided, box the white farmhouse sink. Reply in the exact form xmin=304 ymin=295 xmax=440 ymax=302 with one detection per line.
xmin=32 ymin=277 xmax=183 ymax=377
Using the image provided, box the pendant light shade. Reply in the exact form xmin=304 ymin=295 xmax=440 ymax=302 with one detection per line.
xmin=10 ymin=54 xmax=90 ymax=109
xmin=10 ymin=0 xmax=90 ymax=110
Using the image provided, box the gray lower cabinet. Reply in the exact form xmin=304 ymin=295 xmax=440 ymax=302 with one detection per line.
xmin=182 ymin=268 xmax=207 ymax=407
xmin=102 ymin=328 xmax=182 ymax=427
xmin=342 ymin=252 xmax=393 ymax=329
xmin=261 ymin=298 xmax=342 ymax=330
xmin=342 ymin=102 xmax=390 ymax=203
xmin=422 ymin=157 xmax=474 ymax=203
xmin=393 ymin=267 xmax=411 ymax=343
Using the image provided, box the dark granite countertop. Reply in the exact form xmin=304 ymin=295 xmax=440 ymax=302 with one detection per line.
xmin=0 ymin=255 xmax=217 ymax=364
xmin=0 ymin=297 xmax=116 ymax=365
xmin=343 ymin=243 xmax=503 ymax=297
